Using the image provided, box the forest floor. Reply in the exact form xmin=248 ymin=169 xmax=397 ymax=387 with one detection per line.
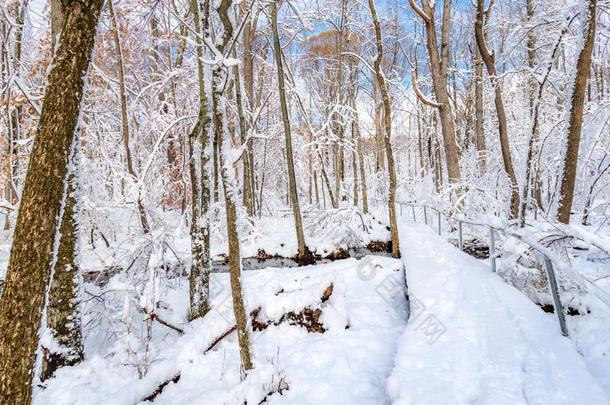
xmin=1 ymin=208 xmax=609 ymax=404
xmin=34 ymin=256 xmax=408 ymax=404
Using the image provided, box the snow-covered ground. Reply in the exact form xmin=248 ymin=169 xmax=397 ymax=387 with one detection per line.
xmin=388 ymin=223 xmax=609 ymax=404
xmin=35 ymin=256 xmax=407 ymax=404
xmin=4 ymin=206 xmax=610 ymax=404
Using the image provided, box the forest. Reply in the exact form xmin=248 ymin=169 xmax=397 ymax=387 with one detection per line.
xmin=0 ymin=0 xmax=609 ymax=403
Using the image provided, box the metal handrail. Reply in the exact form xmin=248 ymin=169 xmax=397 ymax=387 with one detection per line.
xmin=371 ymin=198 xmax=569 ymax=336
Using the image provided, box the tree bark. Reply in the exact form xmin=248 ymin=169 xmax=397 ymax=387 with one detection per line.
xmin=519 ymin=15 xmax=571 ymax=226
xmin=474 ymin=43 xmax=486 ymax=172
xmin=241 ymin=0 xmax=257 ymax=216
xmin=188 ymin=0 xmax=212 ymax=320
xmin=271 ymin=1 xmax=311 ymax=263
xmin=108 ymin=0 xmax=150 ymax=233
xmin=409 ymin=0 xmax=461 ymax=185
xmin=41 ymin=7 xmax=84 ymax=382
xmin=557 ymin=0 xmax=597 ymax=224
xmin=350 ymin=80 xmax=368 ymax=213
xmin=208 ymin=0 xmax=252 ymax=371
xmin=331 ymin=0 xmax=348 ymax=203
xmin=41 ymin=144 xmax=84 ymax=381
xmin=351 ymin=98 xmax=359 ymax=207
xmin=232 ymin=47 xmax=254 ymax=216
xmin=0 ymin=0 xmax=103 ymax=401
xmin=474 ymin=0 xmax=520 ymax=218
xmin=373 ymin=81 xmax=385 ymax=173
xmin=369 ymin=0 xmax=400 ymax=258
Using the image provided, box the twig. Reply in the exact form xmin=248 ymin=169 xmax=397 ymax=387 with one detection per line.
xmin=145 ymin=310 xmax=185 ymax=334
xmin=204 ymin=325 xmax=237 ymax=353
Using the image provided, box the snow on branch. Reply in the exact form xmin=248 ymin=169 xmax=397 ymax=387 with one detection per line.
xmin=411 ymin=69 xmax=443 ymax=108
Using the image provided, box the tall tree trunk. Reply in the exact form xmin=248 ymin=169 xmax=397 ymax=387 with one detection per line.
xmin=373 ymin=82 xmax=385 ymax=172
xmin=474 ymin=43 xmax=486 ymax=172
xmin=333 ymin=123 xmax=344 ymax=203
xmin=232 ymin=48 xmax=254 ymax=216
xmin=41 ymin=142 xmax=84 ymax=381
xmin=213 ymin=132 xmax=220 ymax=202
xmin=434 ymin=138 xmax=443 ymax=193
xmin=0 ymin=1 xmax=103 ymax=401
xmin=409 ymin=0 xmax=461 ymax=186
xmin=351 ymin=102 xmax=359 ymax=207
xmin=525 ymin=0 xmax=543 ymax=215
xmin=416 ymin=102 xmax=427 ymax=177
xmin=350 ymin=83 xmax=367 ymax=212
xmin=358 ymin=137 xmax=369 ymax=214
xmin=333 ymin=0 xmax=348 ymax=203
xmin=557 ymin=0 xmax=597 ymax=224
xmin=208 ymin=0 xmax=252 ymax=371
xmin=166 ymin=4 xmax=192 ymax=209
xmin=258 ymin=138 xmax=268 ymax=216
xmin=369 ymin=0 xmax=400 ymax=258
xmin=12 ymin=0 xmax=28 ymax=64
xmin=241 ymin=1 xmax=257 ymax=216
xmin=271 ymin=1 xmax=311 ymax=263
xmin=519 ymin=16 xmax=570 ymax=226
xmin=108 ymin=0 xmax=150 ymax=233
xmin=41 ymin=6 xmax=84 ymax=381
xmin=188 ymin=0 xmax=211 ymax=320
xmin=474 ymin=0 xmax=520 ymax=218
xmin=525 ymin=0 xmax=543 ymax=211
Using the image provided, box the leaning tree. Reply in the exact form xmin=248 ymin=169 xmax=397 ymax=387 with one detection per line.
xmin=0 ymin=0 xmax=104 ymax=402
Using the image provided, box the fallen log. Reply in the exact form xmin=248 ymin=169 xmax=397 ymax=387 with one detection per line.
xmin=139 ymin=283 xmax=334 ymax=402
xmin=141 ymin=374 xmax=180 ymax=402
xmin=147 ymin=311 xmax=185 ymax=335
xmin=204 ymin=325 xmax=237 ymax=354
xmin=251 ymin=284 xmax=333 ymax=333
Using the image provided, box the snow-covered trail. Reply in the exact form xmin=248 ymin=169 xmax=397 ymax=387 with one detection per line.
xmin=387 ymin=222 xmax=609 ymax=405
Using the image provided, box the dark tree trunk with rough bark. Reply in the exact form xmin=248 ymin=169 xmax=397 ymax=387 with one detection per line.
xmin=557 ymin=0 xmax=597 ymax=224
xmin=42 ymin=10 xmax=85 ymax=381
xmin=0 ymin=1 xmax=103 ymax=402
xmin=41 ymin=151 xmax=84 ymax=381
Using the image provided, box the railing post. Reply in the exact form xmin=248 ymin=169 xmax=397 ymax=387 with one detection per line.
xmin=489 ymin=227 xmax=496 ymax=273
xmin=411 ymin=205 xmax=416 ymax=221
xmin=543 ymin=257 xmax=569 ymax=337
xmin=437 ymin=211 xmax=441 ymax=235
xmin=423 ymin=206 xmax=428 ymax=225
xmin=458 ymin=221 xmax=463 ymax=251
